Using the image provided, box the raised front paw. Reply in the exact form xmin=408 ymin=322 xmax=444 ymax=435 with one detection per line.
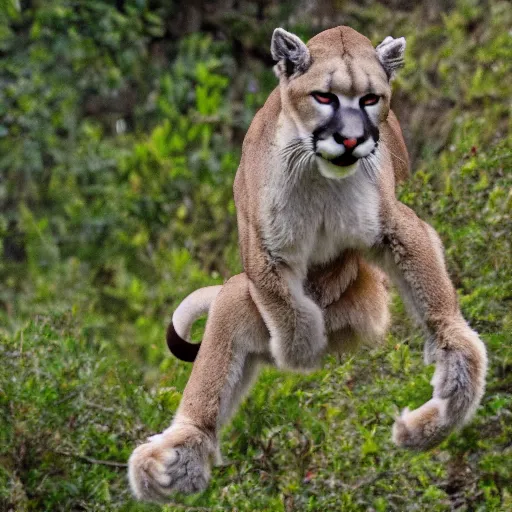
xmin=128 ymin=427 xmax=213 ymax=502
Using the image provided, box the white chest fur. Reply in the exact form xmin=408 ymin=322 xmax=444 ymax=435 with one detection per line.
xmin=261 ymin=164 xmax=381 ymax=273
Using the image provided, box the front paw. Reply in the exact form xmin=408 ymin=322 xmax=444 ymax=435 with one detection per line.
xmin=128 ymin=427 xmax=213 ymax=502
xmin=392 ymin=398 xmax=449 ymax=450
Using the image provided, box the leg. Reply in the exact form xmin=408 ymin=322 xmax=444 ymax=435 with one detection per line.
xmin=249 ymin=267 xmax=327 ymax=371
xmin=378 ymin=201 xmax=487 ymax=449
xmin=128 ymin=274 xmax=269 ymax=502
xmin=325 ymin=258 xmax=390 ymax=354
xmin=238 ymin=218 xmax=326 ymax=371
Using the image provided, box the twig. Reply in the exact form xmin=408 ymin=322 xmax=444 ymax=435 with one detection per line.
xmin=349 ymin=470 xmax=391 ymax=490
xmin=3 ymin=351 xmax=31 ymax=358
xmin=83 ymin=400 xmax=119 ymax=413
xmin=54 ymin=390 xmax=81 ymax=406
xmin=56 ymin=449 xmax=128 ymax=468
xmin=161 ymin=504 xmax=215 ymax=511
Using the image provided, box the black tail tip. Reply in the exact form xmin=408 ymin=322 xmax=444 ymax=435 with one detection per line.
xmin=166 ymin=322 xmax=200 ymax=362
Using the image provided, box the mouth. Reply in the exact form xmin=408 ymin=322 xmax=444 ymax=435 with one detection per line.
xmin=328 ymin=153 xmax=359 ymax=167
xmin=316 ymin=154 xmax=359 ymax=180
xmin=316 ymin=152 xmax=359 ymax=167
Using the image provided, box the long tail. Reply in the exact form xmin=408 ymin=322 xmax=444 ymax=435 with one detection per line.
xmin=166 ymin=285 xmax=223 ymax=362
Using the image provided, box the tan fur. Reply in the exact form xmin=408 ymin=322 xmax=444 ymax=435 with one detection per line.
xmin=129 ymin=26 xmax=486 ymax=502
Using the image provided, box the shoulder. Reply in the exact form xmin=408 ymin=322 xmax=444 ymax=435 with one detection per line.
xmin=235 ymin=88 xmax=281 ymax=204
xmin=242 ymin=88 xmax=281 ymax=151
xmin=381 ymin=110 xmax=410 ymax=184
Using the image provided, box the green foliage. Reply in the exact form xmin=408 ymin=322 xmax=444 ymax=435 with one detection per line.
xmin=0 ymin=0 xmax=511 ymax=510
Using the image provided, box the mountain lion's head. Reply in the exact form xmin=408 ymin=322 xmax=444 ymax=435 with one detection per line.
xmin=271 ymin=26 xmax=406 ymax=179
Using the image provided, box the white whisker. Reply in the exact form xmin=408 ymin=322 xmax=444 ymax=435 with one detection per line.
xmin=280 ymin=137 xmax=316 ymax=182
xmin=361 ymin=145 xmax=382 ymax=183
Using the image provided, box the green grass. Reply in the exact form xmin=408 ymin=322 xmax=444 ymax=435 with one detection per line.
xmin=2 ymin=292 xmax=511 ymax=511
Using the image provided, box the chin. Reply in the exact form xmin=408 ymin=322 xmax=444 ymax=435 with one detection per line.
xmin=316 ymin=156 xmax=359 ymax=180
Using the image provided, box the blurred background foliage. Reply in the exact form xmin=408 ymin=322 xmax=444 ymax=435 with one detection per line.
xmin=0 ymin=0 xmax=510 ymax=510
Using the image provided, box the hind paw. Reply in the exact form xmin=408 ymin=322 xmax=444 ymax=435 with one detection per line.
xmin=128 ymin=428 xmax=212 ymax=502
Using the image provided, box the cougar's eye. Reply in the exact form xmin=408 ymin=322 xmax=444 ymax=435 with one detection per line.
xmin=361 ymin=94 xmax=380 ymax=107
xmin=312 ymin=92 xmax=336 ymax=105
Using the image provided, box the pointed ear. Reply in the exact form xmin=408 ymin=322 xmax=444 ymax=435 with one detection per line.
xmin=376 ymin=36 xmax=406 ymax=80
xmin=271 ymin=28 xmax=311 ymax=78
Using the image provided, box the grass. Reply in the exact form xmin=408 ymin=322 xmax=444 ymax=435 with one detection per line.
xmin=2 ymin=293 xmax=511 ymax=510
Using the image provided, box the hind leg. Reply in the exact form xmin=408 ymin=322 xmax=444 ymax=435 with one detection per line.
xmin=326 ymin=259 xmax=390 ymax=354
xmin=128 ymin=274 xmax=269 ymax=502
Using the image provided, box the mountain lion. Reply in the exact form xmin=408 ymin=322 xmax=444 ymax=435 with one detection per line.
xmin=129 ymin=26 xmax=487 ymax=502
